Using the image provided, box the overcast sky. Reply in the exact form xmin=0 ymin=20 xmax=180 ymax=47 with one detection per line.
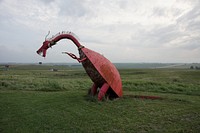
xmin=0 ymin=0 xmax=199 ymax=63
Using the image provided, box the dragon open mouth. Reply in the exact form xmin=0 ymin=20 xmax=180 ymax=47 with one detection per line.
xmin=36 ymin=41 xmax=50 ymax=57
xmin=37 ymin=49 xmax=47 ymax=57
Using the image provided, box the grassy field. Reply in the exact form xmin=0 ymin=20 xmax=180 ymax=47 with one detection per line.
xmin=0 ymin=64 xmax=200 ymax=132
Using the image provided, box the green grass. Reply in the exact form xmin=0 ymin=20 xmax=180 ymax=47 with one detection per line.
xmin=0 ymin=65 xmax=200 ymax=132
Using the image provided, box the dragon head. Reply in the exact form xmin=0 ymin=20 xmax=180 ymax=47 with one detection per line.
xmin=36 ymin=31 xmax=56 ymax=57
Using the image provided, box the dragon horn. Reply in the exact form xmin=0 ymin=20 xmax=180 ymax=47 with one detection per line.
xmin=45 ymin=31 xmax=50 ymax=40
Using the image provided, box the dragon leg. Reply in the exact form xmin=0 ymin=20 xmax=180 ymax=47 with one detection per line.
xmin=91 ymin=83 xmax=98 ymax=96
xmin=98 ymin=83 xmax=109 ymax=101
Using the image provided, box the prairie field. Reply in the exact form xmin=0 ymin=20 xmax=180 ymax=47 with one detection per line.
xmin=0 ymin=64 xmax=200 ymax=132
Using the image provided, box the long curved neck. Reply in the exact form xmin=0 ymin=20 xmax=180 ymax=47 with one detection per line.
xmin=47 ymin=31 xmax=82 ymax=48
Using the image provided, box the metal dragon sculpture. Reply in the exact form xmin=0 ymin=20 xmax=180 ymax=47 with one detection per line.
xmin=36 ymin=31 xmax=123 ymax=101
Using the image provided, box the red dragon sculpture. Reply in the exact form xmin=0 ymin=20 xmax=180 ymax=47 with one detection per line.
xmin=36 ymin=31 xmax=123 ymax=101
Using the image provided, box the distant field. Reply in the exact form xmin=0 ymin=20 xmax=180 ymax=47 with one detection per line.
xmin=0 ymin=64 xmax=200 ymax=132
xmin=1 ymin=62 xmax=200 ymax=69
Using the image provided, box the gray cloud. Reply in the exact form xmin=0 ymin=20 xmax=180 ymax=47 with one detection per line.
xmin=0 ymin=0 xmax=199 ymax=63
xmin=40 ymin=0 xmax=55 ymax=4
xmin=58 ymin=0 xmax=88 ymax=17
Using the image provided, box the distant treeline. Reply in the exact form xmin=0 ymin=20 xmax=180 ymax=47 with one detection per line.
xmin=190 ymin=66 xmax=200 ymax=70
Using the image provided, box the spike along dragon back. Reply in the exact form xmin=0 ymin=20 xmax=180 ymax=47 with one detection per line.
xmin=36 ymin=31 xmax=123 ymax=101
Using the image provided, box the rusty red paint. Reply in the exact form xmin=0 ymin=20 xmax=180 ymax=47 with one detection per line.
xmin=126 ymin=95 xmax=163 ymax=100
xmin=81 ymin=48 xmax=122 ymax=97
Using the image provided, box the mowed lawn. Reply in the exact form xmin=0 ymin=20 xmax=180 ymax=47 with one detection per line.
xmin=0 ymin=65 xmax=200 ymax=132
